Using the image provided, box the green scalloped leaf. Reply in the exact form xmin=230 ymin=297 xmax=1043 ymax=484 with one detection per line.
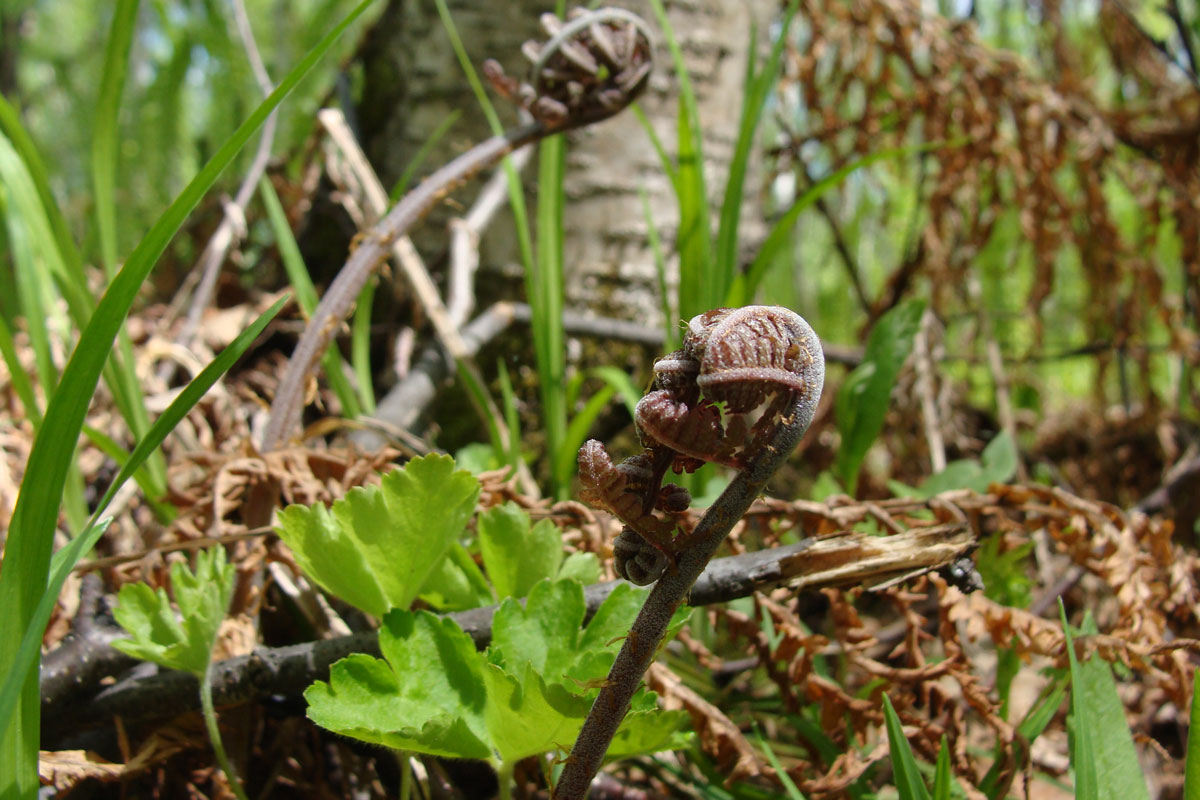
xmin=482 ymin=661 xmax=593 ymax=763
xmin=490 ymin=579 xmax=585 ymax=681
xmin=304 ymin=610 xmax=491 ymax=760
xmin=276 ymin=454 xmax=481 ymax=616
xmin=478 ymin=502 xmax=564 ymax=599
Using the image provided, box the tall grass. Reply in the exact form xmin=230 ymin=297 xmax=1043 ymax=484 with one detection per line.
xmin=0 ymin=2 xmax=377 ymax=792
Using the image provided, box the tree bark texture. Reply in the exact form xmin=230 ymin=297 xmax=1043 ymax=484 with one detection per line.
xmin=351 ymin=0 xmax=775 ymax=324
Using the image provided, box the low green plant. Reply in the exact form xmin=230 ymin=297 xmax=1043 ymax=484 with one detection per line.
xmin=306 ymin=580 xmax=689 ymax=799
xmin=1059 ymin=604 xmax=1150 ymax=800
xmin=888 ymin=430 xmax=1018 ymax=500
xmin=273 ymin=453 xmax=687 ymax=798
xmin=112 ymin=548 xmax=247 ymax=800
xmin=833 ymin=297 xmax=926 ymax=494
xmin=878 ymin=605 xmax=1186 ymax=800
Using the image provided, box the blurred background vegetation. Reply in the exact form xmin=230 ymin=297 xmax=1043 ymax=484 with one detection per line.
xmin=3 ymin=0 xmax=1200 ymax=795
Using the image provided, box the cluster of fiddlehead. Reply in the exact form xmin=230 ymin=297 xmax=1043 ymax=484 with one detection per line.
xmin=483 ymin=7 xmax=654 ymax=130
xmin=578 ymin=306 xmax=823 ymax=584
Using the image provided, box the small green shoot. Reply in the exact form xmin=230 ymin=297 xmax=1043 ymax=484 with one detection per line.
xmin=834 ymin=298 xmax=926 ymax=494
xmin=112 ymin=547 xmax=248 ymax=800
xmin=754 ymin=726 xmax=809 ymax=800
xmin=113 ymin=547 xmax=236 ymax=675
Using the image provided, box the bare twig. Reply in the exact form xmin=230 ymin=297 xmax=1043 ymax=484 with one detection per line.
xmin=161 ymin=0 xmax=278 ymax=381
xmin=447 ymin=142 xmax=535 ymax=326
xmin=316 ymin=108 xmax=537 ymax=495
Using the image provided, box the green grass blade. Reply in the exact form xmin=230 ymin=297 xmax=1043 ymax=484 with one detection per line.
xmin=389 ymin=109 xmax=462 ymax=201
xmin=883 ymin=694 xmax=932 ymax=800
xmin=4 ymin=180 xmax=57 ymax=397
xmin=979 ymin=676 xmax=1067 ymax=797
xmin=351 ymin=276 xmax=377 ymax=414
xmin=496 ymin=359 xmax=524 ymax=473
xmin=458 ymin=356 xmax=505 ymax=461
xmin=1 ymin=120 xmax=158 ymax=476
xmin=0 ymin=518 xmax=112 ymax=737
xmin=1185 ymin=669 xmax=1200 ymax=799
xmin=81 ymin=424 xmax=170 ymax=519
xmin=1061 ymin=603 xmax=1099 ymax=800
xmin=754 ymin=727 xmax=808 ymax=800
xmin=1060 ymin=603 xmax=1149 ymax=800
xmin=93 ymin=0 xmax=139 ymax=279
xmin=0 ymin=0 xmax=374 ymax=786
xmin=0 ymin=94 xmax=89 ymax=296
xmin=647 ymin=0 xmax=714 ymax=320
xmin=590 ymin=366 xmax=642 ymax=418
xmin=728 ymin=139 xmax=968 ymax=307
xmin=432 ymin=0 xmax=503 ymax=135
xmin=432 ymin=0 xmax=538 ymax=483
xmin=259 ymin=177 xmax=360 ymax=417
xmin=0 ymin=294 xmax=282 ymax=770
xmin=108 ymin=297 xmax=287 ymax=526
xmin=0 ymin=314 xmax=40 ymax=427
xmin=535 ymin=133 xmax=568 ymax=498
xmin=639 ymin=185 xmax=677 ymax=350
xmin=714 ymin=3 xmax=796 ymax=298
xmin=932 ymin=737 xmax=952 ymax=800
xmin=632 ymin=103 xmax=678 ymax=185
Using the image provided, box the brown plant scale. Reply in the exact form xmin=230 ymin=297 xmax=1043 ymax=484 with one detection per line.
xmin=559 ymin=305 xmax=825 ymax=800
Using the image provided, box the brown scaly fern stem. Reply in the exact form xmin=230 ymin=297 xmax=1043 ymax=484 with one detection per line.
xmin=559 ymin=305 xmax=825 ymax=799
xmin=260 ymin=8 xmax=654 ymax=451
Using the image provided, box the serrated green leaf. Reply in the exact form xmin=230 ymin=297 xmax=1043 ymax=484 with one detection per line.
xmin=276 ymin=454 xmax=481 ymax=616
xmin=482 ymin=661 xmax=593 ymax=763
xmin=478 ymin=502 xmax=563 ymax=599
xmin=556 ymin=551 xmax=601 ymax=585
xmin=578 ymin=582 xmax=650 ymax=652
xmin=276 ymin=501 xmax=390 ymax=617
xmin=111 ymin=547 xmax=234 ymax=676
xmin=305 ymin=610 xmax=491 ymax=760
xmin=491 ymin=579 xmax=585 ymax=682
xmin=607 ymin=708 xmax=692 ymax=759
xmin=419 ymin=542 xmax=495 ymax=611
xmin=835 ymin=299 xmax=925 ymax=494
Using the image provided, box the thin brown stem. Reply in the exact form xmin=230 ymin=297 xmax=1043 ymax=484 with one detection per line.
xmin=259 ymin=123 xmax=546 ymax=452
xmin=552 ymin=326 xmax=824 ymax=800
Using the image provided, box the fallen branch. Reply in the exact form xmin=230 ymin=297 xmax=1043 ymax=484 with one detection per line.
xmin=41 ymin=524 xmax=973 ymax=744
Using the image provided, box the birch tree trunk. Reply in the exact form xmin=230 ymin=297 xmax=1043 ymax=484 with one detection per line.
xmin=352 ymin=0 xmax=775 ymax=325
